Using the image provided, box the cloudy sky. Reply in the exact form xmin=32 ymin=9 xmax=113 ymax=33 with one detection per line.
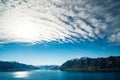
xmin=0 ymin=0 xmax=120 ymax=65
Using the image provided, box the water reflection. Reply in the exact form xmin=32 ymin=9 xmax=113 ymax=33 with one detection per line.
xmin=12 ymin=71 xmax=30 ymax=78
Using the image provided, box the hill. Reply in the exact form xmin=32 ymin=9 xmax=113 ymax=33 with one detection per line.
xmin=0 ymin=61 xmax=39 ymax=71
xmin=60 ymin=56 xmax=120 ymax=71
xmin=38 ymin=65 xmax=60 ymax=70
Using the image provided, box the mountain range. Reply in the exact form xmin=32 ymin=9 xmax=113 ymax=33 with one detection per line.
xmin=38 ymin=65 xmax=60 ymax=70
xmin=0 ymin=56 xmax=120 ymax=72
xmin=0 ymin=61 xmax=39 ymax=71
xmin=60 ymin=56 xmax=120 ymax=71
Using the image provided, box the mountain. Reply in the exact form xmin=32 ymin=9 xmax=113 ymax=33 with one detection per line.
xmin=0 ymin=61 xmax=39 ymax=71
xmin=38 ymin=65 xmax=60 ymax=70
xmin=60 ymin=56 xmax=120 ymax=71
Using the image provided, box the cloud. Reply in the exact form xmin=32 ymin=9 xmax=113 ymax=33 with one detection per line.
xmin=108 ymin=32 xmax=120 ymax=43
xmin=0 ymin=0 xmax=120 ymax=45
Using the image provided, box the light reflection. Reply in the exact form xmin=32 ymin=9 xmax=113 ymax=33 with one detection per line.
xmin=12 ymin=71 xmax=30 ymax=78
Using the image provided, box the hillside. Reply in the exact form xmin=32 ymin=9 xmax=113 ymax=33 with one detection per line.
xmin=60 ymin=56 xmax=120 ymax=71
xmin=39 ymin=65 xmax=60 ymax=70
xmin=0 ymin=61 xmax=39 ymax=71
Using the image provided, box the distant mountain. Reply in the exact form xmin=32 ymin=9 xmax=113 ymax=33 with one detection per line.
xmin=38 ymin=65 xmax=60 ymax=70
xmin=0 ymin=61 xmax=39 ymax=71
xmin=60 ymin=56 xmax=120 ymax=71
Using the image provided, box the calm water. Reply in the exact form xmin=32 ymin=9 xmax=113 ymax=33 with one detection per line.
xmin=0 ymin=70 xmax=120 ymax=80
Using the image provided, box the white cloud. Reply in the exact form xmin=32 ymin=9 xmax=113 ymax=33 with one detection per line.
xmin=108 ymin=32 xmax=120 ymax=43
xmin=0 ymin=0 xmax=120 ymax=45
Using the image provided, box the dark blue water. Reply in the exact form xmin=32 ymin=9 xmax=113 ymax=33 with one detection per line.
xmin=0 ymin=70 xmax=120 ymax=80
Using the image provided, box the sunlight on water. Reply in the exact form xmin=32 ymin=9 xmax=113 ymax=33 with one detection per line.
xmin=12 ymin=71 xmax=30 ymax=78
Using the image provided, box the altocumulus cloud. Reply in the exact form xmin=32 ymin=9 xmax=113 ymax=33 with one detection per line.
xmin=0 ymin=0 xmax=120 ymax=45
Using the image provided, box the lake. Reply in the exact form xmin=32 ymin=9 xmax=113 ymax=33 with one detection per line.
xmin=0 ymin=70 xmax=120 ymax=80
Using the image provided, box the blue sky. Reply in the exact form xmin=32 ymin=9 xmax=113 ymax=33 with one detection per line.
xmin=0 ymin=41 xmax=120 ymax=65
xmin=0 ymin=0 xmax=120 ymax=65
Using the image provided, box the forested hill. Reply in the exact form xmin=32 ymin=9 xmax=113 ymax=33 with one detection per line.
xmin=60 ymin=56 xmax=120 ymax=71
xmin=0 ymin=61 xmax=39 ymax=71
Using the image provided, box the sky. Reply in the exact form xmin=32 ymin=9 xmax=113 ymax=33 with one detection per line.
xmin=0 ymin=0 xmax=120 ymax=65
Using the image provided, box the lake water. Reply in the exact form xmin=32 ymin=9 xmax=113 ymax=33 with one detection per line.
xmin=0 ymin=70 xmax=120 ymax=80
